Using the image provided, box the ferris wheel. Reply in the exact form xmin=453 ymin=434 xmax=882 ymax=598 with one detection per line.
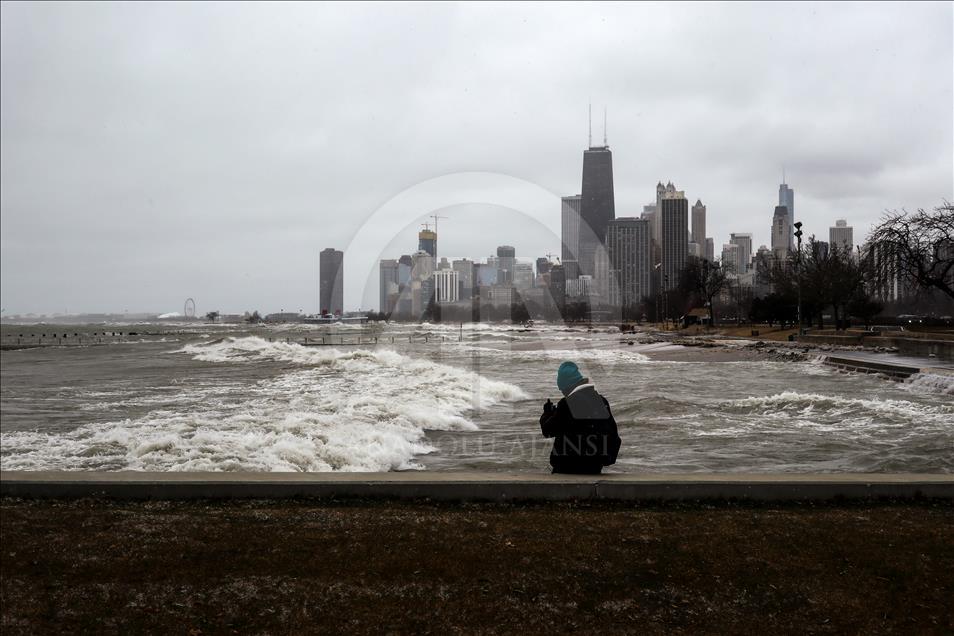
xmin=184 ymin=298 xmax=196 ymax=319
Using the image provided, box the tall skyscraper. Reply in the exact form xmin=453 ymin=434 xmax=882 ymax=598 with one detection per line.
xmin=721 ymin=243 xmax=741 ymax=275
xmin=771 ymin=205 xmax=792 ymax=259
xmin=691 ymin=199 xmax=706 ymax=246
xmin=829 ymin=219 xmax=854 ymax=253
xmin=513 ymin=262 xmax=534 ymax=290
xmin=418 ymin=228 xmax=437 ymax=257
xmin=548 ymin=263 xmax=566 ymax=312
xmin=607 ymin=217 xmax=651 ymax=307
xmin=650 ymin=181 xmax=680 ymax=267
xmin=433 ymin=268 xmax=459 ymax=304
xmin=866 ymin=240 xmax=902 ymax=302
xmin=496 ymin=245 xmax=516 ymax=284
xmin=660 ymin=189 xmax=689 ymax=291
xmin=563 ymin=259 xmax=580 ymax=282
xmin=394 ymin=254 xmax=413 ymax=317
xmin=641 ymin=203 xmax=656 ymax=253
xmin=452 ymin=258 xmax=474 ymax=300
xmin=410 ymin=250 xmax=435 ymax=316
xmin=535 ymin=257 xmax=551 ymax=275
xmin=652 ymin=182 xmax=666 ymax=250
xmin=561 ymin=194 xmax=582 ymax=275
xmin=475 ymin=262 xmax=498 ymax=287
xmin=319 ymin=248 xmax=343 ymax=315
xmin=779 ymin=180 xmax=795 ymax=225
xmin=729 ymin=233 xmax=753 ymax=273
xmin=578 ymin=143 xmax=615 ymax=278
xmin=482 ymin=284 xmax=514 ymax=309
xmin=577 ymin=275 xmax=593 ymax=297
xmin=379 ymin=259 xmax=399 ymax=314
xmin=398 ymin=254 xmax=412 ymax=285
xmin=411 ymin=250 xmax=435 ymax=281
xmin=754 ymin=245 xmax=774 ymax=295
xmin=534 ymin=257 xmax=552 ymax=288
xmin=705 ymin=238 xmax=715 ymax=262
xmin=593 ymin=247 xmax=611 ymax=301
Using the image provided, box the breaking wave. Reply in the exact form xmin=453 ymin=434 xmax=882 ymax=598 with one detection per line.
xmin=902 ymin=372 xmax=954 ymax=396
xmin=723 ymin=390 xmax=952 ymax=426
xmin=450 ymin=343 xmax=650 ymax=363
xmin=0 ymin=338 xmax=528 ymax=472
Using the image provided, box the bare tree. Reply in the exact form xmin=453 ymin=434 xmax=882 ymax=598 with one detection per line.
xmin=727 ymin=276 xmax=753 ymax=325
xmin=866 ymin=203 xmax=954 ymax=299
xmin=680 ymin=256 xmax=729 ymax=325
xmin=825 ymin=243 xmax=868 ymax=329
xmin=769 ymin=236 xmax=868 ymax=330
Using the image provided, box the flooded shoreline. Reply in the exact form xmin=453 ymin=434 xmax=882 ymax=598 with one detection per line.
xmin=2 ymin=322 xmax=952 ymax=474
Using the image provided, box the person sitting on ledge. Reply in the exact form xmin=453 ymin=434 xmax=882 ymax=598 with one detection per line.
xmin=540 ymin=361 xmax=621 ymax=475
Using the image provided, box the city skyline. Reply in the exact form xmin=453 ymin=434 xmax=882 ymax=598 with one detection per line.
xmin=370 ymin=146 xmax=834 ymax=317
xmin=1 ymin=2 xmax=950 ymax=314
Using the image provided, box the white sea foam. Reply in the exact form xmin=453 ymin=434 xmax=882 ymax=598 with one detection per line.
xmin=902 ymin=372 xmax=954 ymax=396
xmin=0 ymin=338 xmax=528 ymax=472
xmin=803 ymin=356 xmax=953 ymax=394
xmin=117 ymin=337 xmax=181 ymax=345
xmin=725 ymin=390 xmax=952 ymax=425
xmin=526 ymin=347 xmax=650 ymax=362
xmin=264 ymin=322 xmax=373 ymax=333
xmin=449 ymin=342 xmax=650 ymax=363
xmin=797 ymin=358 xmax=839 ymax=376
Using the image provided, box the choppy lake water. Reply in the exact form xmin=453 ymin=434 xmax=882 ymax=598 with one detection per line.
xmin=1 ymin=321 xmax=951 ymax=473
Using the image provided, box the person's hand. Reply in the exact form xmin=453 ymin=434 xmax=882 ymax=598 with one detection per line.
xmin=543 ymin=398 xmax=554 ymax=414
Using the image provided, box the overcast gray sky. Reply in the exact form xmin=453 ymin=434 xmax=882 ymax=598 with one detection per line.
xmin=1 ymin=1 xmax=951 ymax=315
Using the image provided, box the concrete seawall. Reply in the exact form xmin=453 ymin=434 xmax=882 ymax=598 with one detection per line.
xmin=2 ymin=471 xmax=952 ymax=501
xmin=798 ymin=333 xmax=954 ymax=361
xmin=822 ymin=355 xmax=923 ymax=378
xmin=819 ymin=353 xmax=954 ymax=379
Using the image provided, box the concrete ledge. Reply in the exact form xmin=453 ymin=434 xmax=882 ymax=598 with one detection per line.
xmin=2 ymin=471 xmax=952 ymax=501
xmin=822 ymin=355 xmax=922 ymax=378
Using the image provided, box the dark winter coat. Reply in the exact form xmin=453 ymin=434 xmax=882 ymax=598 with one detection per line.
xmin=539 ymin=383 xmax=621 ymax=474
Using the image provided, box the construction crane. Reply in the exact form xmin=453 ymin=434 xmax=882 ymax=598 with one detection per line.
xmin=430 ymin=214 xmax=448 ymax=234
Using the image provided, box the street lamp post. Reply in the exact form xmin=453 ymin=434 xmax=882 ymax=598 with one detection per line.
xmin=654 ymin=263 xmax=662 ymax=329
xmin=794 ymin=221 xmax=804 ymax=335
xmin=663 ymin=274 xmax=670 ymax=330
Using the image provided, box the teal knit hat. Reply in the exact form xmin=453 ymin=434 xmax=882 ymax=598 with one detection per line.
xmin=557 ymin=361 xmax=584 ymax=395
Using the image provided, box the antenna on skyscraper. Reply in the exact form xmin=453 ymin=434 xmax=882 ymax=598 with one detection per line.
xmin=588 ymin=102 xmax=592 ymax=147
xmin=782 ymin=165 xmax=786 ymax=185
xmin=603 ymin=106 xmax=608 ymax=146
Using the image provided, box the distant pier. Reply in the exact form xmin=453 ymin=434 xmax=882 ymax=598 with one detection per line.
xmin=0 ymin=331 xmax=138 ymax=350
xmin=1 ymin=333 xmax=461 ymax=350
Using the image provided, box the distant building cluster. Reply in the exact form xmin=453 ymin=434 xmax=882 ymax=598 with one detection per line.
xmin=376 ymin=223 xmax=558 ymax=320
